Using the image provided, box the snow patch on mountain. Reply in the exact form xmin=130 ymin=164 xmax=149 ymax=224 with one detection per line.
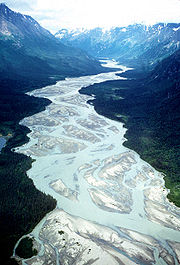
xmin=55 ymin=23 xmax=180 ymax=68
xmin=173 ymin=26 xmax=180 ymax=32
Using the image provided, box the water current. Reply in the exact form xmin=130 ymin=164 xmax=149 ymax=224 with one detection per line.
xmin=13 ymin=60 xmax=180 ymax=265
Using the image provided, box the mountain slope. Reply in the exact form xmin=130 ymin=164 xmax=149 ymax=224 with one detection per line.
xmin=80 ymin=49 xmax=180 ymax=206
xmin=0 ymin=4 xmax=106 ymax=265
xmin=56 ymin=24 xmax=180 ymax=69
xmin=0 ymin=4 xmax=104 ymax=79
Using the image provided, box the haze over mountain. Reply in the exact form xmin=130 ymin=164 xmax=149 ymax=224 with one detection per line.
xmin=56 ymin=24 xmax=180 ymax=69
xmin=4 ymin=0 xmax=180 ymax=32
xmin=0 ymin=3 xmax=180 ymax=265
xmin=0 ymin=3 xmax=103 ymax=80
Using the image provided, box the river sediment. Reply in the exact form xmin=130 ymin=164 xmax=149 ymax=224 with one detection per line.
xmin=14 ymin=61 xmax=180 ymax=265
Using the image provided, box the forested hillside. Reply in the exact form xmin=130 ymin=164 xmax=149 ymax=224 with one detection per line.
xmin=0 ymin=3 xmax=104 ymax=79
xmin=0 ymin=77 xmax=58 ymax=265
xmin=80 ymin=49 xmax=180 ymax=206
xmin=0 ymin=4 xmax=106 ymax=264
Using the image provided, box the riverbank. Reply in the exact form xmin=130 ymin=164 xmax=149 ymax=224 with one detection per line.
xmin=0 ymin=77 xmax=58 ymax=265
xmin=13 ymin=61 xmax=180 ymax=265
xmin=80 ymin=68 xmax=180 ymax=207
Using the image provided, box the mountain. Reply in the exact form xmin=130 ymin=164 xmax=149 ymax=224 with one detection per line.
xmin=80 ymin=48 xmax=180 ymax=206
xmin=0 ymin=4 xmax=104 ymax=79
xmin=55 ymin=24 xmax=180 ymax=69
xmin=0 ymin=6 xmax=106 ymax=264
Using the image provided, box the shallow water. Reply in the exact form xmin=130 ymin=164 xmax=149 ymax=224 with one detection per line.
xmin=14 ymin=61 xmax=180 ymax=265
xmin=0 ymin=137 xmax=6 ymax=152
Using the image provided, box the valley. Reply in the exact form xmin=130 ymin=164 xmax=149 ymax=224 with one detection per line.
xmin=0 ymin=3 xmax=179 ymax=265
xmin=13 ymin=61 xmax=180 ymax=265
xmin=56 ymin=24 xmax=180 ymax=70
xmin=80 ymin=50 xmax=180 ymax=206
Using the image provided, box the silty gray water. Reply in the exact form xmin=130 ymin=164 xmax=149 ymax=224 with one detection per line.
xmin=14 ymin=60 xmax=180 ymax=265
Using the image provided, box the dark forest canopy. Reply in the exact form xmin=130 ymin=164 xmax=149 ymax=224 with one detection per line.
xmin=80 ymin=49 xmax=180 ymax=206
xmin=0 ymin=78 xmax=57 ymax=265
xmin=0 ymin=3 xmax=180 ymax=265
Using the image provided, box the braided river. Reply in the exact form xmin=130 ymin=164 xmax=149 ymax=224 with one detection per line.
xmin=14 ymin=60 xmax=180 ymax=265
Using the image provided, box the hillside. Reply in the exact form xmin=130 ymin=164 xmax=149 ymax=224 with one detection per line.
xmin=0 ymin=3 xmax=104 ymax=79
xmin=80 ymin=49 xmax=180 ymax=206
xmin=1 ymin=4 xmax=180 ymax=264
xmin=0 ymin=4 xmax=106 ymax=264
xmin=56 ymin=24 xmax=180 ymax=69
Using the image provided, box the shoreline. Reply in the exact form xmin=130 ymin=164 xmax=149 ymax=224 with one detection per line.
xmin=79 ymin=69 xmax=180 ymax=207
xmin=0 ymin=77 xmax=58 ymax=265
xmin=13 ymin=60 xmax=180 ymax=265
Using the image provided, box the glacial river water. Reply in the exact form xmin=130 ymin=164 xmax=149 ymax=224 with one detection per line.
xmin=14 ymin=61 xmax=180 ymax=265
xmin=0 ymin=137 xmax=6 ymax=152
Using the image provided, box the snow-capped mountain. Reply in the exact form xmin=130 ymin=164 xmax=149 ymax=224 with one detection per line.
xmin=0 ymin=3 xmax=52 ymax=43
xmin=0 ymin=4 xmax=103 ymax=79
xmin=55 ymin=23 xmax=180 ymax=69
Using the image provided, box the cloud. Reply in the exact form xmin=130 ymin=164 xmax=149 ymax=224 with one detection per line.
xmin=2 ymin=0 xmax=180 ymax=32
xmin=35 ymin=0 xmax=180 ymax=31
xmin=3 ymin=0 xmax=36 ymax=11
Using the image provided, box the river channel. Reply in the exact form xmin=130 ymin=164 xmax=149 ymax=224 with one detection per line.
xmin=14 ymin=60 xmax=180 ymax=265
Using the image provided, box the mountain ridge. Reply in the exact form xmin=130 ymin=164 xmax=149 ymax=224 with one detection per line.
xmin=0 ymin=4 xmax=104 ymax=79
xmin=55 ymin=23 xmax=180 ymax=69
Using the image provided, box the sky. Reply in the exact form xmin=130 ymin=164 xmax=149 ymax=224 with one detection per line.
xmin=2 ymin=0 xmax=180 ymax=32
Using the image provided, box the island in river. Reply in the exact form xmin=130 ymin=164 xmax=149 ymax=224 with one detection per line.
xmin=13 ymin=60 xmax=180 ymax=265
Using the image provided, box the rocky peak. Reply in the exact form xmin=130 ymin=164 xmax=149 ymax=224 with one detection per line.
xmin=0 ymin=4 xmax=51 ymax=39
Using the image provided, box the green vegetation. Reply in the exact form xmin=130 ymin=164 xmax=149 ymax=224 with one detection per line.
xmin=80 ymin=56 xmax=180 ymax=206
xmin=0 ymin=6 xmax=106 ymax=265
xmin=0 ymin=5 xmax=105 ymax=81
xmin=16 ymin=237 xmax=37 ymax=259
xmin=0 ymin=77 xmax=57 ymax=265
